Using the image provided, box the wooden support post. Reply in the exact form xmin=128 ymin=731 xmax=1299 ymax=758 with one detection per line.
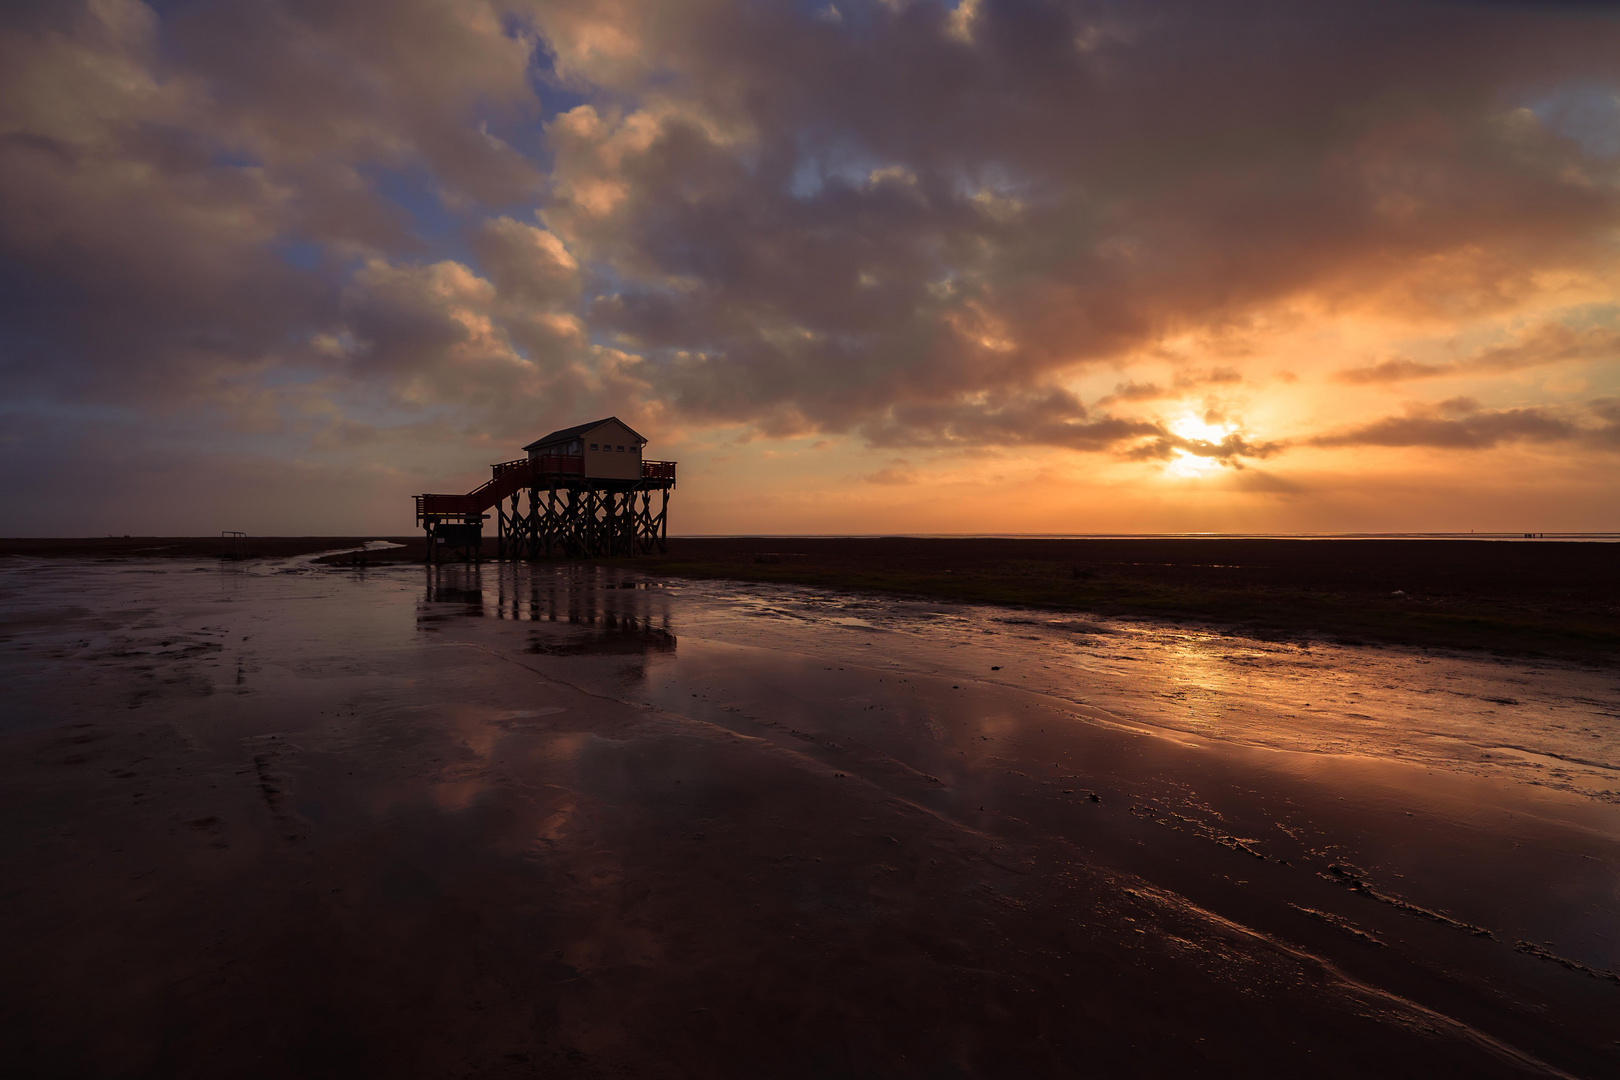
xmin=475 ymin=475 xmax=672 ymax=562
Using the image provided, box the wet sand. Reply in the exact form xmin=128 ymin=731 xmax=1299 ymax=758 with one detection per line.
xmin=2 ymin=555 xmax=1618 ymax=1077
xmin=11 ymin=534 xmax=1615 ymax=660
xmin=0 ymin=536 xmax=398 ymax=562
xmin=636 ymin=536 xmax=1620 ymax=662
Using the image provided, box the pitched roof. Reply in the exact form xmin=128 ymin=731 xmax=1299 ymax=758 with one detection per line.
xmin=522 ymin=416 xmax=647 ymax=451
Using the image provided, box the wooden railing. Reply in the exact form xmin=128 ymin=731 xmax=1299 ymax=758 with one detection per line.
xmin=494 ymin=455 xmax=584 ymax=477
xmin=416 ymin=455 xmax=674 ymax=524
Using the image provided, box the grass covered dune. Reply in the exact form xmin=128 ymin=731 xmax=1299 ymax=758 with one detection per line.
xmin=5 ymin=535 xmax=1616 ymax=661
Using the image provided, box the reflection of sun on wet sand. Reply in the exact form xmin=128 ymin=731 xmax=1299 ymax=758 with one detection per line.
xmin=1 ymin=551 xmax=1618 ymax=1077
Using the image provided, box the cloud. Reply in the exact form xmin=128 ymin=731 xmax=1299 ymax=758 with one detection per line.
xmin=864 ymin=461 xmax=918 ymax=485
xmin=1097 ymin=367 xmax=1243 ymax=404
xmin=523 ymin=0 xmax=1620 ymax=446
xmin=1334 ymin=359 xmax=1459 ymax=385
xmin=1228 ymin=469 xmax=1306 ymax=496
xmin=1125 ymin=431 xmax=1285 ymax=467
xmin=1334 ymin=317 xmax=1620 ymax=384
xmin=1588 ymin=397 xmax=1620 ymax=446
xmin=860 ymin=388 xmax=1151 ymax=450
xmin=1103 ymin=381 xmax=1166 ymax=403
xmin=470 ymin=217 xmax=581 ymax=308
xmin=0 ymin=0 xmax=557 ymax=425
xmin=12 ymin=1 xmax=1620 ymax=440
xmin=5 ymin=0 xmax=1620 ymax=533
xmin=1310 ymin=400 xmax=1578 ymax=449
xmin=854 ymin=386 xmax=1280 ymax=469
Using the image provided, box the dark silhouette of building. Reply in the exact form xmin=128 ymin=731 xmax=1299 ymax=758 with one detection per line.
xmin=414 ymin=417 xmax=675 ymax=560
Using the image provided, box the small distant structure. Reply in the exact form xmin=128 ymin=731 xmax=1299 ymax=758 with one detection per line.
xmin=221 ymin=531 xmax=249 ymax=561
xmin=414 ymin=417 xmax=675 ymax=561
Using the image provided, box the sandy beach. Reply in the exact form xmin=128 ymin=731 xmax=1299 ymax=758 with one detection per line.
xmin=2 ymin=549 xmax=1618 ymax=1077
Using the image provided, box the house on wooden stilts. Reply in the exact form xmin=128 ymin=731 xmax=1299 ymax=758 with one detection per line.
xmin=413 ymin=417 xmax=676 ymax=561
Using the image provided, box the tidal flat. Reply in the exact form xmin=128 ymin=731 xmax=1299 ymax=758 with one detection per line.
xmin=2 ymin=553 xmax=1619 ymax=1077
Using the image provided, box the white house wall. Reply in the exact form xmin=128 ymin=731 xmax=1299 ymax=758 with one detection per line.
xmin=527 ymin=421 xmax=645 ymax=479
xmin=582 ymin=421 xmax=643 ymax=479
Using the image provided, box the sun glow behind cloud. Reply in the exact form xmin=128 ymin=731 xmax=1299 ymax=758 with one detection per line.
xmin=1167 ymin=413 xmax=1238 ymax=478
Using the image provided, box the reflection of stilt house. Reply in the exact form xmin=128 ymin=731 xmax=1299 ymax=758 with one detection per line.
xmin=414 ymin=417 xmax=675 ymax=560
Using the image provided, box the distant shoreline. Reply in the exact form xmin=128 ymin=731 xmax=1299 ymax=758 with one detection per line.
xmin=5 ymin=534 xmax=1617 ymax=664
xmin=669 ymin=531 xmax=1620 ymax=541
xmin=6 ymin=531 xmax=1618 ymax=543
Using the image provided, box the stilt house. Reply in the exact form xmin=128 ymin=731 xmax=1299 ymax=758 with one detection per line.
xmin=414 ymin=416 xmax=675 ymax=560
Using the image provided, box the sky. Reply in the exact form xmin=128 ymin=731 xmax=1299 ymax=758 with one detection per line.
xmin=2 ymin=0 xmax=1619 ymax=536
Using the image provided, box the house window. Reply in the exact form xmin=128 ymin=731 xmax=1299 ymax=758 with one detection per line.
xmin=616 ymin=445 xmax=624 ymax=452
xmin=590 ymin=443 xmax=598 ymax=450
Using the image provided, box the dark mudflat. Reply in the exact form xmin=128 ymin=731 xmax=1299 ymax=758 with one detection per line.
xmin=642 ymin=537 xmax=1620 ymax=662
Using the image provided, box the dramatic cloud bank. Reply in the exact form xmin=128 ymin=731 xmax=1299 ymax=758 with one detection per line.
xmin=2 ymin=0 xmax=1618 ymax=533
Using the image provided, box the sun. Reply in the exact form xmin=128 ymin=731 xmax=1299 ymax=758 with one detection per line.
xmin=1166 ymin=412 xmax=1234 ymax=478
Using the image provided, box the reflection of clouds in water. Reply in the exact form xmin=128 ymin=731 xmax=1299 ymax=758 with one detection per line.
xmin=75 ymin=554 xmax=1601 ymax=802
xmin=429 ymin=713 xmax=598 ymax=814
xmin=661 ymin=577 xmax=1620 ymax=801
